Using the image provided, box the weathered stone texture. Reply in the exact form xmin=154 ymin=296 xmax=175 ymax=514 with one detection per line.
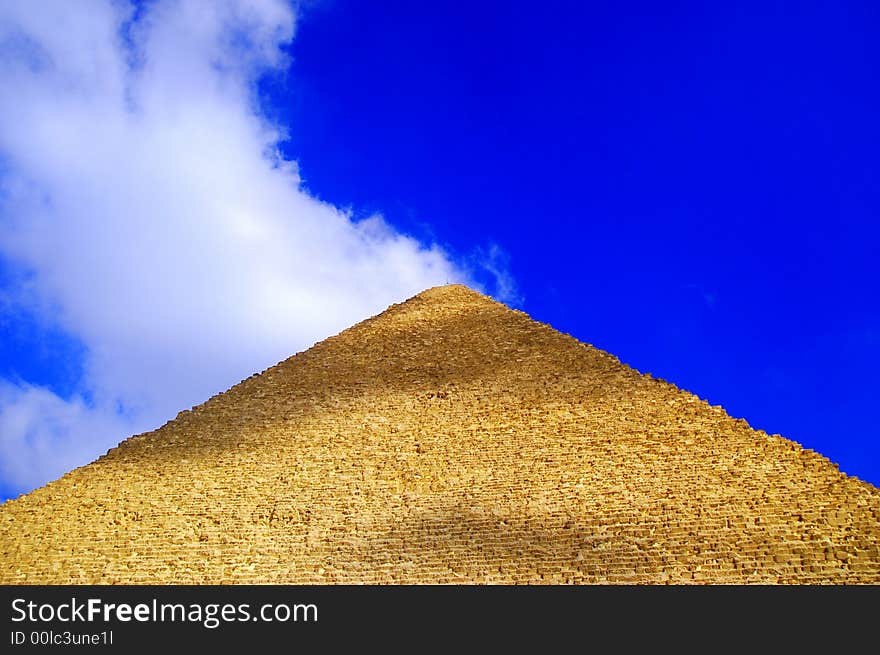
xmin=1 ymin=284 xmax=878 ymax=583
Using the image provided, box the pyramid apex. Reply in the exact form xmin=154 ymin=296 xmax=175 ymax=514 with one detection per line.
xmin=412 ymin=283 xmax=493 ymax=303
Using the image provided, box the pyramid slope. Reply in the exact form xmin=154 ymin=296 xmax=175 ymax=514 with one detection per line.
xmin=1 ymin=284 xmax=878 ymax=583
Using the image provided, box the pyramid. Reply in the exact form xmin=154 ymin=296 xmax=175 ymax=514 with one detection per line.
xmin=1 ymin=284 xmax=878 ymax=584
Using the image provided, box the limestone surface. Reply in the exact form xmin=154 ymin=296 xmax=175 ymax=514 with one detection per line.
xmin=1 ymin=285 xmax=878 ymax=583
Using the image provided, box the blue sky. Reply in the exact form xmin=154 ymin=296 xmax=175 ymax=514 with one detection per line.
xmin=0 ymin=0 xmax=877 ymax=500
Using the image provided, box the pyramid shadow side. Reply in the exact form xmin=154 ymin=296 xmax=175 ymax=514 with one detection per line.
xmin=100 ymin=290 xmax=625 ymax=462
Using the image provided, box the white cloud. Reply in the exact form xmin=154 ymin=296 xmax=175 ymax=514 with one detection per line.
xmin=0 ymin=382 xmax=129 ymax=492
xmin=470 ymin=243 xmax=522 ymax=308
xmin=0 ymin=0 xmax=497 ymax=495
